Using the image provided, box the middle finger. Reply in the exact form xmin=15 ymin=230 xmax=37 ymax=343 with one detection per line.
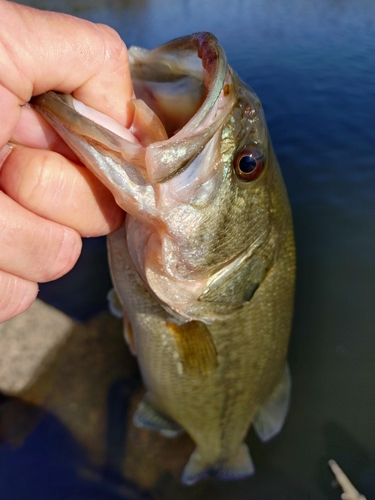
xmin=0 ymin=190 xmax=81 ymax=283
xmin=0 ymin=144 xmax=124 ymax=237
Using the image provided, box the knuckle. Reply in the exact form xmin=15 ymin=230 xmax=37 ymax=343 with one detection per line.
xmin=20 ymin=150 xmax=65 ymax=211
xmin=96 ymin=23 xmax=128 ymax=68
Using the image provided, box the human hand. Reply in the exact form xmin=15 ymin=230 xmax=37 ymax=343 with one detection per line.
xmin=0 ymin=1 xmax=133 ymax=322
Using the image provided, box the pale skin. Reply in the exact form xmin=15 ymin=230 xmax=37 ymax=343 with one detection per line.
xmin=0 ymin=1 xmax=134 ymax=322
xmin=329 ymin=460 xmax=367 ymax=500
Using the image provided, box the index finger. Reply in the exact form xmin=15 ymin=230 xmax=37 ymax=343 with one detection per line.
xmin=0 ymin=1 xmax=134 ymax=145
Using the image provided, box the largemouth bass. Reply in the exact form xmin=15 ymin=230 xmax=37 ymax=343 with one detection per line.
xmin=33 ymin=32 xmax=295 ymax=485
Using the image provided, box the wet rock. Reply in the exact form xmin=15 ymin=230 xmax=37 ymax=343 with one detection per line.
xmin=0 ymin=300 xmax=74 ymax=395
xmin=18 ymin=304 xmax=137 ymax=464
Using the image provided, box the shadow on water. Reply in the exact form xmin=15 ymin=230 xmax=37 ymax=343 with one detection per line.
xmin=2 ymin=0 xmax=375 ymax=498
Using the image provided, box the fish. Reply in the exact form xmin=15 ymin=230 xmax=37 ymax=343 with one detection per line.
xmin=32 ymin=32 xmax=295 ymax=485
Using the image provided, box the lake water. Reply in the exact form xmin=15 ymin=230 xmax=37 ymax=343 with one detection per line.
xmin=3 ymin=0 xmax=375 ymax=498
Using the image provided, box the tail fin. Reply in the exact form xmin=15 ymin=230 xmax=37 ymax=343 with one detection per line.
xmin=181 ymin=444 xmax=254 ymax=485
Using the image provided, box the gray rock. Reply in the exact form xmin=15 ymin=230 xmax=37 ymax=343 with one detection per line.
xmin=0 ymin=299 xmax=74 ymax=394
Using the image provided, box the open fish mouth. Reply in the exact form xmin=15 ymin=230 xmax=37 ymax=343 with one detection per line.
xmin=33 ymin=33 xmax=233 ymax=184
xmin=32 ymin=32 xmax=278 ymax=322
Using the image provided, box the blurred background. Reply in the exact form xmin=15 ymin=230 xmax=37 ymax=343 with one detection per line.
xmin=1 ymin=0 xmax=375 ymax=498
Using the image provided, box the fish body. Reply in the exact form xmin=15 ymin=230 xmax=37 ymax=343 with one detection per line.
xmin=33 ymin=33 xmax=295 ymax=484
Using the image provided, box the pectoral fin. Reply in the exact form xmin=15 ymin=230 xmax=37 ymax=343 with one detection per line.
xmin=166 ymin=320 xmax=218 ymax=377
xmin=253 ymin=364 xmax=291 ymax=442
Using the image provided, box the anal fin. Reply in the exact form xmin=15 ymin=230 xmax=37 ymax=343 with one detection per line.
xmin=166 ymin=320 xmax=218 ymax=377
xmin=181 ymin=444 xmax=254 ymax=485
xmin=253 ymin=364 xmax=291 ymax=442
xmin=133 ymin=395 xmax=183 ymax=438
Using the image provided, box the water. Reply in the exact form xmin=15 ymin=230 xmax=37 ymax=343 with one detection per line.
xmin=3 ymin=0 xmax=375 ymax=498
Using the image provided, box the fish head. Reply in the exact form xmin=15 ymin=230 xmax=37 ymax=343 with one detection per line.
xmin=33 ymin=33 xmax=290 ymax=322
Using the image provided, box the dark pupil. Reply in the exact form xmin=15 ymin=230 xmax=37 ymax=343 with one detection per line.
xmin=239 ymin=155 xmax=257 ymax=173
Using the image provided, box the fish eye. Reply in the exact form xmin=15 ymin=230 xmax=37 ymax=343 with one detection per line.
xmin=234 ymin=147 xmax=264 ymax=182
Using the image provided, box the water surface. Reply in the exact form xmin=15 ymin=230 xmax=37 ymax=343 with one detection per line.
xmin=4 ymin=0 xmax=375 ymax=498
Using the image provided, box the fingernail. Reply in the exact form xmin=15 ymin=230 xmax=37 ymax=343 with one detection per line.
xmin=0 ymin=143 xmax=13 ymax=169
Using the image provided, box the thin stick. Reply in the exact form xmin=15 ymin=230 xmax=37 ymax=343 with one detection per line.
xmin=329 ymin=460 xmax=367 ymax=500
